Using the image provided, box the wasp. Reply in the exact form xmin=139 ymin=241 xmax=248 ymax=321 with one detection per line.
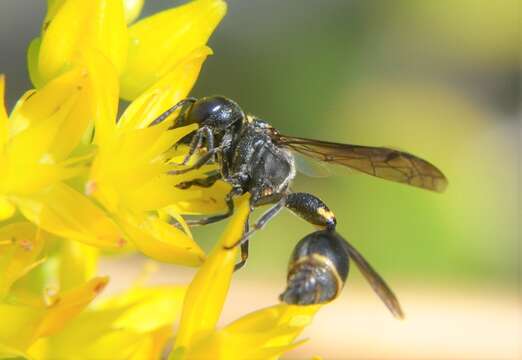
xmin=150 ymin=96 xmax=447 ymax=319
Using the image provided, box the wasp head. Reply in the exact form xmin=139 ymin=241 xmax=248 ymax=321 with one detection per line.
xmin=183 ymin=96 xmax=244 ymax=131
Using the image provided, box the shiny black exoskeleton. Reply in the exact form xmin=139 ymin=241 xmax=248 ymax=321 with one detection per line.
xmin=149 ymin=95 xmax=447 ymax=319
xmin=280 ymin=230 xmax=404 ymax=319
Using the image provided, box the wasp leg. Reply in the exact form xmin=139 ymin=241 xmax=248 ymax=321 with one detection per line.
xmin=179 ymin=129 xmax=203 ymax=164
xmin=148 ymin=98 xmax=196 ymax=127
xmin=233 ymin=241 xmax=250 ymax=271
xmin=181 ymin=188 xmax=240 ymax=227
xmin=234 ymin=218 xmax=250 ymax=271
xmin=175 ymin=126 xmax=215 ymax=166
xmin=225 ymin=196 xmax=287 ymax=250
xmin=223 ymin=192 xmax=336 ymax=251
xmin=175 ymin=172 xmax=222 ymax=189
xmin=168 ymin=146 xmax=221 ymax=175
xmin=285 ymin=192 xmax=337 ymax=230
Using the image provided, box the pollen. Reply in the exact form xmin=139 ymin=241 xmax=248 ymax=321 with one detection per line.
xmin=93 ymin=281 xmax=107 ymax=294
xmin=116 ymin=237 xmax=127 ymax=248
xmin=84 ymin=180 xmax=97 ymax=196
xmin=18 ymin=238 xmax=33 ymax=251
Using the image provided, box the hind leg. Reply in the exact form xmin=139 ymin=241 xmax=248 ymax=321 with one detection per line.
xmin=175 ymin=172 xmax=222 ymax=189
xmin=226 ymin=191 xmax=336 ymax=249
xmin=233 ymin=218 xmax=250 ymax=272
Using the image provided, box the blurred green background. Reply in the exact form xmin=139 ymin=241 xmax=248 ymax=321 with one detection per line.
xmin=0 ymin=1 xmax=519 ymax=359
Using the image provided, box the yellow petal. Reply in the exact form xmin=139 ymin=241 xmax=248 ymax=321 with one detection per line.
xmin=31 ymin=306 xmax=137 ymax=358
xmin=0 ymin=197 xmax=16 ymax=221
xmin=35 ymin=276 xmax=109 ymax=337
xmin=44 ymin=0 xmax=66 ymax=25
xmin=98 ymin=285 xmax=187 ymax=332
xmin=0 ymin=303 xmax=45 ymax=351
xmin=7 ymin=67 xmax=88 ymax=158
xmin=13 ymin=183 xmax=126 ymax=249
xmin=45 ymin=329 xmax=142 ymax=359
xmin=82 ymin=50 xmax=120 ymax=146
xmin=38 ymin=0 xmax=127 ymax=84
xmin=89 ymin=121 xmax=196 ymax=213
xmin=0 ymin=279 xmax=107 ymax=352
xmin=0 ymin=74 xmax=8 ymax=148
xmin=165 ymin=179 xmax=231 ymax=216
xmin=0 ymin=343 xmax=29 ymax=359
xmin=58 ymin=240 xmax=99 ymax=291
xmin=120 ymin=0 xmax=226 ymax=100
xmin=33 ymin=285 xmax=184 ymax=359
xmin=184 ymin=332 xmax=307 ymax=360
xmin=130 ymin=326 xmax=172 ymax=360
xmin=172 ymin=194 xmax=250 ymax=353
xmin=43 ymin=0 xmax=142 ymax=28
xmin=27 ymin=37 xmax=44 ymax=88
xmin=7 ymin=248 xmax=59 ymax=304
xmin=185 ymin=305 xmax=319 ymax=360
xmin=124 ymin=0 xmax=145 ymax=24
xmin=119 ymin=46 xmax=212 ymax=129
xmin=0 ymin=222 xmax=47 ymax=298
xmin=223 ymin=303 xmax=320 ymax=348
xmin=119 ymin=214 xmax=205 ymax=266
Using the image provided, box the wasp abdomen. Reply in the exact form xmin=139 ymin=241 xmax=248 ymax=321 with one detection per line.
xmin=285 ymin=193 xmax=337 ymax=230
xmin=280 ymin=230 xmax=349 ymax=305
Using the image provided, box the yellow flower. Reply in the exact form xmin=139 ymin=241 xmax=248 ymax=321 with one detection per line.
xmin=28 ymin=0 xmax=227 ymax=100
xmin=0 ymin=220 xmax=99 ymax=304
xmin=36 ymin=0 xmax=227 ymax=264
xmin=86 ymin=44 xmax=232 ymax=266
xmin=1 ymin=198 xmax=321 ymax=359
xmin=1 ymin=0 xmax=228 ymax=263
xmin=0 ymin=276 xmax=108 ymax=356
xmin=27 ymin=283 xmax=187 ymax=359
xmin=3 ymin=197 xmax=319 ymax=359
xmin=0 ymin=222 xmax=47 ymax=298
xmin=0 ymin=70 xmax=125 ymax=249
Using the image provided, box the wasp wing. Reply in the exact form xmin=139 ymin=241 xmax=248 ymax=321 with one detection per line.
xmin=342 ymin=239 xmax=405 ymax=319
xmin=274 ymin=135 xmax=447 ymax=192
xmin=293 ymin=152 xmax=333 ymax=178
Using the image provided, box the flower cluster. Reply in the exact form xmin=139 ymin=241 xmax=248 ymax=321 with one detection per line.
xmin=0 ymin=1 xmax=321 ymax=359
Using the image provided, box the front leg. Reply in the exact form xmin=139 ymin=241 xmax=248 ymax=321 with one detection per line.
xmin=175 ymin=171 xmax=222 ymax=189
xmin=174 ymin=126 xmax=215 ymax=166
xmin=180 ymin=188 xmax=238 ymax=227
xmin=168 ymin=146 xmax=221 ymax=175
xmin=148 ymin=98 xmax=196 ymax=127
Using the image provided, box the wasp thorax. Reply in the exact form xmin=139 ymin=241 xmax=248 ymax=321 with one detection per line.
xmin=185 ymin=96 xmax=244 ymax=130
xmin=279 ymin=230 xmax=350 ymax=305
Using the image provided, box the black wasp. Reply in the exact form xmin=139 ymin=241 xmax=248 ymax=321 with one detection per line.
xmin=150 ymin=96 xmax=447 ymax=319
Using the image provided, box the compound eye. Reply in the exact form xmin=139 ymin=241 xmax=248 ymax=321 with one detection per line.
xmin=186 ymin=96 xmax=243 ymax=129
